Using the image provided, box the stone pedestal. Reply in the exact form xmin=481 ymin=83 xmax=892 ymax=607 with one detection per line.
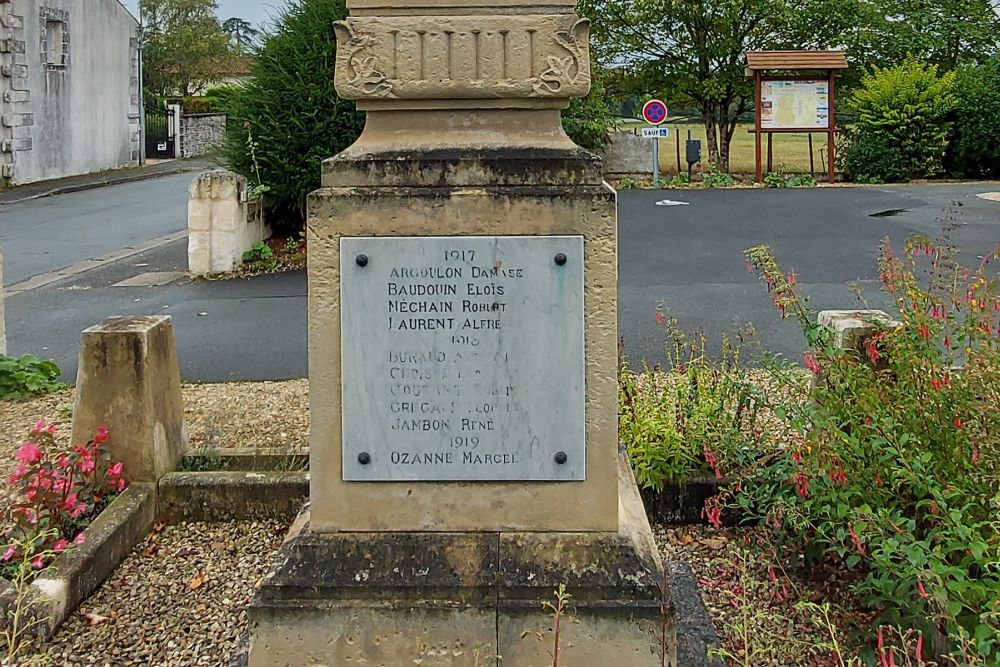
xmin=71 ymin=316 xmax=187 ymax=483
xmin=248 ymin=1 xmax=669 ymax=664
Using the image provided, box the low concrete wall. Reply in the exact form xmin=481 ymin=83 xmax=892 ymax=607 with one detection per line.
xmin=599 ymin=132 xmax=652 ymax=179
xmin=188 ymin=170 xmax=269 ymax=276
xmin=180 ymin=113 xmax=226 ymax=158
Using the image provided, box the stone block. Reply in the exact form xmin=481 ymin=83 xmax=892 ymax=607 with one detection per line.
xmin=818 ymin=310 xmax=900 ymax=358
xmin=187 ymin=170 xmax=269 ymax=276
xmin=71 ymin=316 xmax=187 ymax=483
xmin=0 ymin=246 xmax=5 ymax=356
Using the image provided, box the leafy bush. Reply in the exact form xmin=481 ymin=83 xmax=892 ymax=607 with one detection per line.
xmin=221 ymin=0 xmax=364 ymax=233
xmin=702 ymin=171 xmax=735 ymax=188
xmin=3 ymin=422 xmax=127 ymax=574
xmin=842 ymin=60 xmax=956 ymax=182
xmin=946 ymin=56 xmax=1000 ymax=179
xmin=620 ymin=309 xmax=755 ymax=490
xmin=733 ymin=228 xmax=1000 ymax=663
xmin=0 ymin=355 xmax=66 ymax=402
xmin=562 ymin=66 xmax=615 ymax=151
xmin=764 ymin=166 xmax=817 ymax=188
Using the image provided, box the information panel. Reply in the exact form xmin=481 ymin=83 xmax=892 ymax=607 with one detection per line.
xmin=761 ymin=80 xmax=830 ymax=129
xmin=340 ymin=236 xmax=586 ymax=482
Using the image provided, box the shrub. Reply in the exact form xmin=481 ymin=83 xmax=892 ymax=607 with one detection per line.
xmin=2 ymin=421 xmax=128 ymax=574
xmin=843 ymin=60 xmax=957 ymax=182
xmin=0 ymin=355 xmax=65 ymax=402
xmin=221 ymin=0 xmax=364 ymax=233
xmin=734 ymin=226 xmax=1000 ymax=663
xmin=620 ymin=308 xmax=755 ymax=490
xmin=946 ymin=56 xmax=1000 ymax=179
xmin=561 ymin=66 xmax=615 ymax=152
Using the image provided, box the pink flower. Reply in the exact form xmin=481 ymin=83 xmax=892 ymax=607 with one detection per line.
xmin=31 ymin=556 xmax=44 ymax=569
xmin=61 ymin=493 xmax=79 ymax=512
xmin=15 ymin=442 xmax=43 ymax=465
xmin=117 ymin=479 xmax=127 ymax=493
xmin=71 ymin=503 xmax=87 ymax=519
xmin=848 ymin=526 xmax=866 ymax=556
xmin=2 ymin=546 xmax=15 ymax=562
xmin=57 ymin=455 xmax=71 ymax=469
xmin=32 ymin=420 xmax=47 ymax=435
xmin=917 ymin=580 xmax=929 ymax=599
xmin=654 ymin=310 xmax=665 ymax=326
xmin=73 ymin=532 xmax=86 ymax=546
xmin=53 ymin=539 xmax=69 ymax=554
xmin=95 ymin=427 xmax=109 ymax=444
xmin=108 ymin=462 xmax=124 ymax=478
xmin=76 ymin=454 xmax=95 ymax=475
xmin=46 ymin=423 xmax=56 ymax=435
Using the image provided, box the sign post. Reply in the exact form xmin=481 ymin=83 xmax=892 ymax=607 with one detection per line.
xmin=642 ymin=99 xmax=668 ymax=187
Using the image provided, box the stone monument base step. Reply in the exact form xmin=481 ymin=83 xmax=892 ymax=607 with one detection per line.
xmin=246 ymin=455 xmax=681 ymax=667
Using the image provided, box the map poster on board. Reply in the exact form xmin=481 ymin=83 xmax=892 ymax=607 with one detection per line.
xmin=760 ymin=80 xmax=830 ymax=130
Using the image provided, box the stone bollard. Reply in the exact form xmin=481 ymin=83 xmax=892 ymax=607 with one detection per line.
xmin=818 ymin=310 xmax=900 ymax=364
xmin=187 ymin=170 xmax=269 ymax=276
xmin=0 ymin=246 xmax=6 ymax=356
xmin=71 ymin=316 xmax=187 ymax=483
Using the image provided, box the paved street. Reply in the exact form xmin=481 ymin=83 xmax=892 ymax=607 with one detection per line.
xmin=0 ymin=172 xmax=194 ymax=285
xmin=2 ymin=175 xmax=998 ymax=382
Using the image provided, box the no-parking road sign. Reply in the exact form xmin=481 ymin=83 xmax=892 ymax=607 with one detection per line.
xmin=642 ymin=99 xmax=668 ymax=126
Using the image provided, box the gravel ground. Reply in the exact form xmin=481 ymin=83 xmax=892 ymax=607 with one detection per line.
xmin=33 ymin=520 xmax=288 ymax=666
xmin=657 ymin=523 xmax=869 ymax=666
xmin=183 ymin=380 xmax=308 ymax=452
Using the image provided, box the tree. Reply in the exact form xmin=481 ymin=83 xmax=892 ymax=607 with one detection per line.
xmin=221 ymin=0 xmax=364 ymax=233
xmin=581 ymin=0 xmax=864 ymax=172
xmin=140 ymin=0 xmax=233 ymax=97
xmin=864 ymin=0 xmax=1000 ymax=70
xmin=223 ymin=17 xmax=261 ymax=53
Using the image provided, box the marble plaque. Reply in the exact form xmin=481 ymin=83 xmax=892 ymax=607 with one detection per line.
xmin=340 ymin=236 xmax=586 ymax=481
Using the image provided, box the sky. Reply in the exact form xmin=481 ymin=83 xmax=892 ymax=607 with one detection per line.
xmin=122 ymin=1 xmax=276 ymax=28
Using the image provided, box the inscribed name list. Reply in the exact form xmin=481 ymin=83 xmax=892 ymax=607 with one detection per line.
xmin=340 ymin=236 xmax=586 ymax=482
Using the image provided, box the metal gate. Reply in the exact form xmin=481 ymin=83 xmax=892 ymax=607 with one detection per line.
xmin=144 ymin=103 xmax=175 ymax=159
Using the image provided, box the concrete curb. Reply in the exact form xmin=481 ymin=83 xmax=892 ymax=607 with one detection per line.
xmin=666 ymin=560 xmax=725 ymax=666
xmin=0 ymin=165 xmax=204 ymax=205
xmin=158 ymin=471 xmax=308 ymax=524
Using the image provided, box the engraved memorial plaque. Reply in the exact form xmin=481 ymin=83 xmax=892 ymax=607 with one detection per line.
xmin=341 ymin=236 xmax=586 ymax=481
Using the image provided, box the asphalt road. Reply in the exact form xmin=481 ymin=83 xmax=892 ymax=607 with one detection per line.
xmin=3 ymin=177 xmax=998 ymax=382
xmin=0 ymin=172 xmax=193 ymax=285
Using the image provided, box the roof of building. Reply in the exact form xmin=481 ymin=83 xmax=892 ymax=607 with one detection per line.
xmin=745 ymin=51 xmax=850 ymax=72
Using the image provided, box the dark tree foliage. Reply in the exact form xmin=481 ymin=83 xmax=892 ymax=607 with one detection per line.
xmin=946 ymin=55 xmax=1000 ymax=179
xmin=222 ymin=0 xmax=364 ymax=232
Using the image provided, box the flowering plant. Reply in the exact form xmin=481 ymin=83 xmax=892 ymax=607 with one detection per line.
xmin=2 ymin=421 xmax=127 ymax=573
xmin=733 ymin=225 xmax=1000 ymax=662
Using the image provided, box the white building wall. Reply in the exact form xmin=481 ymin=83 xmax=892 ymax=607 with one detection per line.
xmin=1 ymin=0 xmax=140 ymax=186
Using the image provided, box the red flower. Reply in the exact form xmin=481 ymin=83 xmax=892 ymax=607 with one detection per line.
xmin=95 ymin=426 xmax=109 ymax=444
xmin=804 ymin=352 xmax=821 ymax=375
xmin=655 ymin=310 xmax=665 ymax=326
xmin=848 ymin=526 xmax=866 ymax=556
xmin=794 ymin=471 xmax=811 ymax=497
xmin=109 ymin=462 xmax=124 ymax=478
xmin=61 ymin=492 xmax=79 ymax=512
xmin=76 ymin=453 xmax=95 ymax=475
xmin=944 ymin=336 xmax=952 ymax=350
xmin=954 ymin=417 xmax=964 ymax=430
xmin=918 ymin=323 xmax=932 ymax=341
xmin=53 ymin=539 xmax=69 ymax=554
xmin=31 ymin=556 xmax=44 ymax=570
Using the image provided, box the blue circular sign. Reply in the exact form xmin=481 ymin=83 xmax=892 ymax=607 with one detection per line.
xmin=642 ymin=100 xmax=668 ymax=125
